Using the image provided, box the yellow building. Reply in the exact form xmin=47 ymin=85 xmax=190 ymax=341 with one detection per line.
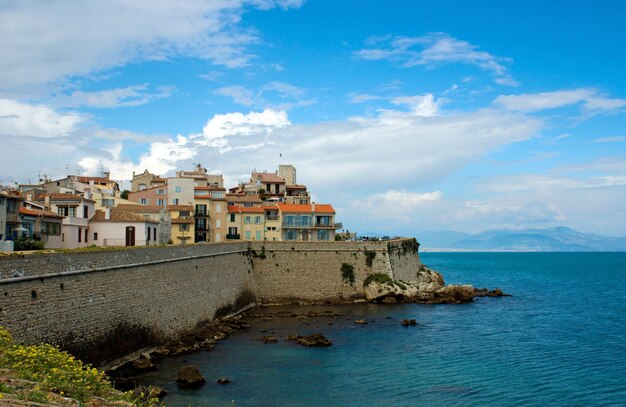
xmin=227 ymin=206 xmax=266 ymax=241
xmin=167 ymin=205 xmax=194 ymax=245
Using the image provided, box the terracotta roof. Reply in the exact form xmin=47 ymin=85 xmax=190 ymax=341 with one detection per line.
xmin=171 ymin=218 xmax=194 ymax=224
xmin=227 ymin=206 xmax=266 ymax=214
xmin=0 ymin=191 xmax=24 ymax=200
xmin=276 ymin=203 xmax=335 ymax=214
xmin=286 ymin=184 xmax=307 ymax=190
xmin=128 ymin=185 xmax=167 ymax=194
xmin=116 ymin=204 xmax=163 ymax=213
xmin=76 ymin=176 xmax=113 ymax=184
xmin=167 ymin=205 xmax=194 ymax=211
xmin=19 ymin=207 xmax=64 ymax=219
xmin=35 ymin=193 xmax=81 ymax=201
xmin=195 ymin=186 xmax=226 ymax=191
xmin=263 ymin=206 xmax=279 ymax=211
xmin=91 ymin=209 xmax=159 ymax=223
xmin=226 ymin=194 xmax=262 ymax=203
xmin=252 ymin=172 xmax=285 ymax=183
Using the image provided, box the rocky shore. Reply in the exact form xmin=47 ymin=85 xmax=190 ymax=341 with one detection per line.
xmin=107 ymin=264 xmax=509 ymax=395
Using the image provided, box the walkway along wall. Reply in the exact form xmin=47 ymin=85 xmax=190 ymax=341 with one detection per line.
xmin=0 ymin=239 xmax=421 ymax=364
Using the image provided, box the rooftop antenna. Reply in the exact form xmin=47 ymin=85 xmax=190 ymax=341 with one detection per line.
xmin=98 ymin=162 xmax=105 ymax=177
xmin=65 ymin=164 xmax=70 ymax=176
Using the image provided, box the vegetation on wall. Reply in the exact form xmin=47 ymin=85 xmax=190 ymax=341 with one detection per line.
xmin=363 ymin=272 xmax=407 ymax=290
xmin=364 ymin=249 xmax=376 ymax=267
xmin=340 ymin=263 xmax=355 ymax=285
xmin=387 ymin=238 xmax=420 ymax=256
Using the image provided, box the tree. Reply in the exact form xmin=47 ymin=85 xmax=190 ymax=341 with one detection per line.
xmin=120 ymin=189 xmax=130 ymax=200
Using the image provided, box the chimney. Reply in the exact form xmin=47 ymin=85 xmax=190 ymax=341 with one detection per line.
xmin=103 ymin=171 xmax=110 ymax=180
xmin=312 ymin=202 xmax=315 ymax=212
xmin=84 ymin=189 xmax=91 ymax=200
xmin=90 ymin=180 xmax=95 ymax=187
xmin=26 ymin=194 xmax=32 ymax=202
xmin=105 ymin=207 xmax=111 ymax=220
xmin=44 ymin=195 xmax=50 ymax=209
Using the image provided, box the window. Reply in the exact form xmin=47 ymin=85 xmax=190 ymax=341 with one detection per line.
xmin=255 ymin=231 xmax=262 ymax=241
xmin=157 ymin=189 xmax=165 ymax=195
xmin=215 ymin=233 xmax=221 ymax=242
xmin=157 ymin=199 xmax=165 ymax=206
xmin=244 ymin=216 xmax=251 ymax=224
xmin=78 ymin=228 xmax=81 ymax=242
xmin=216 ymin=219 xmax=221 ymax=228
xmin=175 ymin=186 xmax=182 ymax=193
xmin=153 ymin=228 xmax=156 ymax=241
xmin=84 ymin=229 xmax=88 ymax=242
xmin=139 ymin=183 xmax=146 ymax=190
xmin=173 ymin=198 xmax=179 ymax=205
xmin=93 ymin=232 xmax=98 ymax=241
xmin=179 ymin=224 xmax=189 ymax=231
xmin=147 ymin=227 xmax=151 ymax=241
xmin=215 ymin=204 xmax=222 ymax=213
xmin=255 ymin=216 xmax=262 ymax=224
xmin=245 ymin=230 xmax=251 ymax=240
xmin=140 ymin=198 xmax=148 ymax=205
xmin=179 ymin=210 xmax=190 ymax=217
xmin=228 ymin=227 xmax=237 ymax=235
xmin=285 ymin=230 xmax=297 ymax=240
xmin=212 ymin=191 xmax=224 ymax=198
xmin=230 ymin=214 xmax=236 ymax=222
xmin=83 ymin=205 xmax=89 ymax=218
xmin=317 ymin=230 xmax=329 ymax=241
xmin=102 ymin=199 xmax=114 ymax=207
xmin=244 ymin=202 xmax=253 ymax=207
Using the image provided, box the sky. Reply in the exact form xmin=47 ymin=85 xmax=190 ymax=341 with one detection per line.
xmin=1 ymin=0 xmax=626 ymax=237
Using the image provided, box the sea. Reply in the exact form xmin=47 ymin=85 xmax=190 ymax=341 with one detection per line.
xmin=135 ymin=252 xmax=626 ymax=406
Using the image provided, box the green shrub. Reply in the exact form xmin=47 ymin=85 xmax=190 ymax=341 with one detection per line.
xmin=340 ymin=263 xmax=355 ymax=285
xmin=13 ymin=238 xmax=45 ymax=251
xmin=363 ymin=273 xmax=392 ymax=286
xmin=364 ymin=250 xmax=376 ymax=267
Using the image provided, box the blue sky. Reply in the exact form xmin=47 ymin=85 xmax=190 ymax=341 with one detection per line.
xmin=1 ymin=0 xmax=626 ymax=236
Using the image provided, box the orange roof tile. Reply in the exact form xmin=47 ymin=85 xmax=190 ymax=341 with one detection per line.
xmin=227 ymin=206 xmax=265 ymax=214
xmin=116 ymin=204 xmax=163 ymax=213
xmin=19 ymin=207 xmax=65 ymax=219
xmin=91 ymin=209 xmax=159 ymax=223
xmin=252 ymin=172 xmax=285 ymax=183
xmin=276 ymin=203 xmax=335 ymax=214
xmin=167 ymin=205 xmax=194 ymax=211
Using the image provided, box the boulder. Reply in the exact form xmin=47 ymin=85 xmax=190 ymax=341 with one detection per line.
xmin=177 ymin=365 xmax=206 ymax=387
xmin=288 ymin=333 xmax=332 ymax=347
xmin=354 ymin=319 xmax=368 ymax=325
xmin=260 ymin=335 xmax=278 ymax=343
xmin=217 ymin=378 xmax=231 ymax=385
xmin=434 ymin=284 xmax=476 ymax=303
xmin=131 ymin=356 xmax=155 ymax=372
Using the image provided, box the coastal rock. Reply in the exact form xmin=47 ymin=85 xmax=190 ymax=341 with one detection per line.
xmin=401 ymin=319 xmax=418 ymax=327
xmin=177 ymin=365 xmax=206 ymax=387
xmin=287 ymin=333 xmax=332 ymax=347
xmin=354 ymin=319 xmax=368 ymax=324
xmin=131 ymin=356 xmax=155 ymax=372
xmin=260 ymin=335 xmax=278 ymax=343
xmin=217 ymin=378 xmax=231 ymax=385
xmin=415 ymin=266 xmax=445 ymax=287
xmin=474 ymin=287 xmax=510 ymax=297
xmin=433 ymin=284 xmax=476 ymax=303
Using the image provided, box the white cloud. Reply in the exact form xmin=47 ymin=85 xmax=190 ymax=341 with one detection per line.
xmin=593 ymin=136 xmax=626 ymax=143
xmin=357 ymin=32 xmax=517 ymax=86
xmin=494 ymin=88 xmax=626 ymax=113
xmin=214 ymin=86 xmax=256 ymax=107
xmin=0 ymin=0 xmax=302 ymax=96
xmin=52 ymin=84 xmax=174 ymax=108
xmin=391 ymin=94 xmax=440 ymax=116
xmin=0 ymin=99 xmax=87 ymax=138
xmin=347 ymin=93 xmax=381 ymax=104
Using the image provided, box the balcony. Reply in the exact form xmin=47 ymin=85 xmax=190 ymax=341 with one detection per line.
xmin=62 ymin=216 xmax=89 ymax=227
xmin=195 ymin=210 xmax=208 ymax=217
xmin=266 ymin=215 xmax=279 ymax=221
xmin=226 ymin=234 xmax=240 ymax=240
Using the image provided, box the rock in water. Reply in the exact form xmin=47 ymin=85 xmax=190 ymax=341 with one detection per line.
xmin=260 ymin=335 xmax=278 ymax=343
xmin=288 ymin=333 xmax=332 ymax=347
xmin=177 ymin=365 xmax=206 ymax=387
xmin=434 ymin=284 xmax=476 ymax=303
xmin=354 ymin=319 xmax=368 ymax=325
xmin=217 ymin=378 xmax=231 ymax=385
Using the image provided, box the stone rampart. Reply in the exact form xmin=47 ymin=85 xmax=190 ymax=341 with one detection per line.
xmin=0 ymin=239 xmax=421 ymax=363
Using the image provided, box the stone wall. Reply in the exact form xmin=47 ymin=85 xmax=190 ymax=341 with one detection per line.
xmin=250 ymin=239 xmax=421 ymax=304
xmin=0 ymin=243 xmax=255 ymax=364
xmin=0 ymin=239 xmax=421 ymax=363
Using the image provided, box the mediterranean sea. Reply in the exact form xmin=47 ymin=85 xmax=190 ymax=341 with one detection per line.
xmin=136 ymin=252 xmax=626 ymax=406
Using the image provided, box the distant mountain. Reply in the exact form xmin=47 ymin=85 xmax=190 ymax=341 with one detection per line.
xmin=418 ymin=227 xmax=626 ymax=252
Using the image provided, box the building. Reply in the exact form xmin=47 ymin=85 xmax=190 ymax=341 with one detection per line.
xmin=35 ymin=193 xmax=96 ymax=249
xmin=277 ymin=203 xmax=341 ymax=241
xmin=127 ymin=185 xmax=168 ymax=207
xmin=115 ymin=204 xmax=170 ymax=244
xmin=18 ymin=204 xmax=64 ymax=248
xmin=226 ymin=206 xmax=266 ymax=241
xmin=176 ymin=164 xmax=223 ymax=187
xmin=90 ymin=207 xmax=160 ymax=247
xmin=167 ymin=205 xmax=194 ymax=245
xmin=130 ymin=169 xmax=166 ymax=192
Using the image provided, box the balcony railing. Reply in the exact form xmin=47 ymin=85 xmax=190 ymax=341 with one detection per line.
xmin=266 ymin=215 xmax=279 ymax=221
xmin=282 ymin=221 xmax=342 ymax=229
xmin=226 ymin=234 xmax=240 ymax=240
xmin=195 ymin=211 xmax=207 ymax=216
xmin=62 ymin=216 xmax=89 ymax=226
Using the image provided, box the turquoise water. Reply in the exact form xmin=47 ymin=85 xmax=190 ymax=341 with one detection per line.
xmin=137 ymin=253 xmax=626 ymax=406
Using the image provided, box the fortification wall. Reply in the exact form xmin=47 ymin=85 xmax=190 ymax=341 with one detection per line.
xmin=251 ymin=239 xmax=421 ymax=304
xmin=0 ymin=243 xmax=255 ymax=363
xmin=0 ymin=239 xmax=421 ymax=363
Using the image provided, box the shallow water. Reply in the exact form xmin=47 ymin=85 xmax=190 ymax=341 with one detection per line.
xmin=136 ymin=252 xmax=626 ymax=406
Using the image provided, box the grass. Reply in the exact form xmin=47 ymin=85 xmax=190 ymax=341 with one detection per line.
xmin=363 ymin=273 xmax=407 ymax=290
xmin=0 ymin=326 xmax=160 ymax=406
xmin=340 ymin=263 xmax=355 ymax=285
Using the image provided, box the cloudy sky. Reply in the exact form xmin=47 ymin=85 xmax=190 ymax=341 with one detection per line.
xmin=1 ymin=1 xmax=626 ymax=236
